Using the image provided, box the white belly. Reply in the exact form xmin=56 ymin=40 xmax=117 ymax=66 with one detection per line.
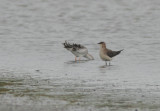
xmin=71 ymin=49 xmax=87 ymax=57
xmin=72 ymin=51 xmax=84 ymax=57
xmin=99 ymin=51 xmax=112 ymax=61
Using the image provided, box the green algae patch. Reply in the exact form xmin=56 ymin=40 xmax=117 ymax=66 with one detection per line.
xmin=0 ymin=81 xmax=13 ymax=87
xmin=0 ymin=88 xmax=10 ymax=94
xmin=0 ymin=79 xmax=23 ymax=87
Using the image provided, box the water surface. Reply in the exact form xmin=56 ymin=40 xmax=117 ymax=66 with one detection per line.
xmin=0 ymin=0 xmax=160 ymax=111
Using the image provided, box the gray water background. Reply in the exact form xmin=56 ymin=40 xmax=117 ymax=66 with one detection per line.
xmin=0 ymin=0 xmax=160 ymax=111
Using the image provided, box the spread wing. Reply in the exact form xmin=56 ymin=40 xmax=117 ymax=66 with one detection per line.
xmin=63 ymin=41 xmax=73 ymax=50
xmin=63 ymin=41 xmax=87 ymax=53
xmin=107 ymin=49 xmax=123 ymax=58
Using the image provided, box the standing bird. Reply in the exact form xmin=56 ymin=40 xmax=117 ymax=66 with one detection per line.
xmin=98 ymin=42 xmax=123 ymax=65
xmin=63 ymin=41 xmax=94 ymax=61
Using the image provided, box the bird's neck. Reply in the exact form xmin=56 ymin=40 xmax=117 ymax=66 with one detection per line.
xmin=100 ymin=45 xmax=107 ymax=52
xmin=102 ymin=44 xmax=106 ymax=49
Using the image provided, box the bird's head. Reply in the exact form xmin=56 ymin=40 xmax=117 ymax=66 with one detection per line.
xmin=98 ymin=42 xmax=106 ymax=48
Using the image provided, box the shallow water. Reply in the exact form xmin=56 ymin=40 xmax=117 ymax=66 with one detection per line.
xmin=0 ymin=0 xmax=160 ymax=111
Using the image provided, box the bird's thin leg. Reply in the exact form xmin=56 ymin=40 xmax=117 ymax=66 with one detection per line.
xmin=105 ymin=61 xmax=107 ymax=66
xmin=75 ymin=57 xmax=77 ymax=61
xmin=109 ymin=61 xmax=111 ymax=66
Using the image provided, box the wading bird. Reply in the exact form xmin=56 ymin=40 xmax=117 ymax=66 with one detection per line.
xmin=98 ymin=42 xmax=123 ymax=65
xmin=63 ymin=41 xmax=94 ymax=61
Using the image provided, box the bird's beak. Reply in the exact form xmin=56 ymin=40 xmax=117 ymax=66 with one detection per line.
xmin=97 ymin=42 xmax=101 ymax=44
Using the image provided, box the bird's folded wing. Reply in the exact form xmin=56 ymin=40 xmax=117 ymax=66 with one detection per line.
xmin=107 ymin=49 xmax=121 ymax=58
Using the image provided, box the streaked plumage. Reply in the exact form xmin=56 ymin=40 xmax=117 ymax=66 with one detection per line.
xmin=98 ymin=42 xmax=123 ymax=65
xmin=63 ymin=41 xmax=94 ymax=61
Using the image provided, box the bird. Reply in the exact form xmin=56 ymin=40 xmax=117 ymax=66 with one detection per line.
xmin=98 ymin=42 xmax=123 ymax=66
xmin=63 ymin=41 xmax=94 ymax=61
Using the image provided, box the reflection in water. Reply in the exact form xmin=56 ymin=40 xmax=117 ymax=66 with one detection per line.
xmin=99 ymin=64 xmax=117 ymax=69
xmin=99 ymin=65 xmax=107 ymax=68
xmin=99 ymin=65 xmax=119 ymax=73
xmin=65 ymin=60 xmax=90 ymax=64
xmin=99 ymin=65 xmax=108 ymax=73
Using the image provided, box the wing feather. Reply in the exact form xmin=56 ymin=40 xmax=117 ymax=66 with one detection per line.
xmin=107 ymin=49 xmax=123 ymax=58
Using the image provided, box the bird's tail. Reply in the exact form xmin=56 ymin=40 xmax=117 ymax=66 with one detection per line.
xmin=84 ymin=53 xmax=94 ymax=60
xmin=116 ymin=49 xmax=124 ymax=55
xmin=119 ymin=49 xmax=124 ymax=52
